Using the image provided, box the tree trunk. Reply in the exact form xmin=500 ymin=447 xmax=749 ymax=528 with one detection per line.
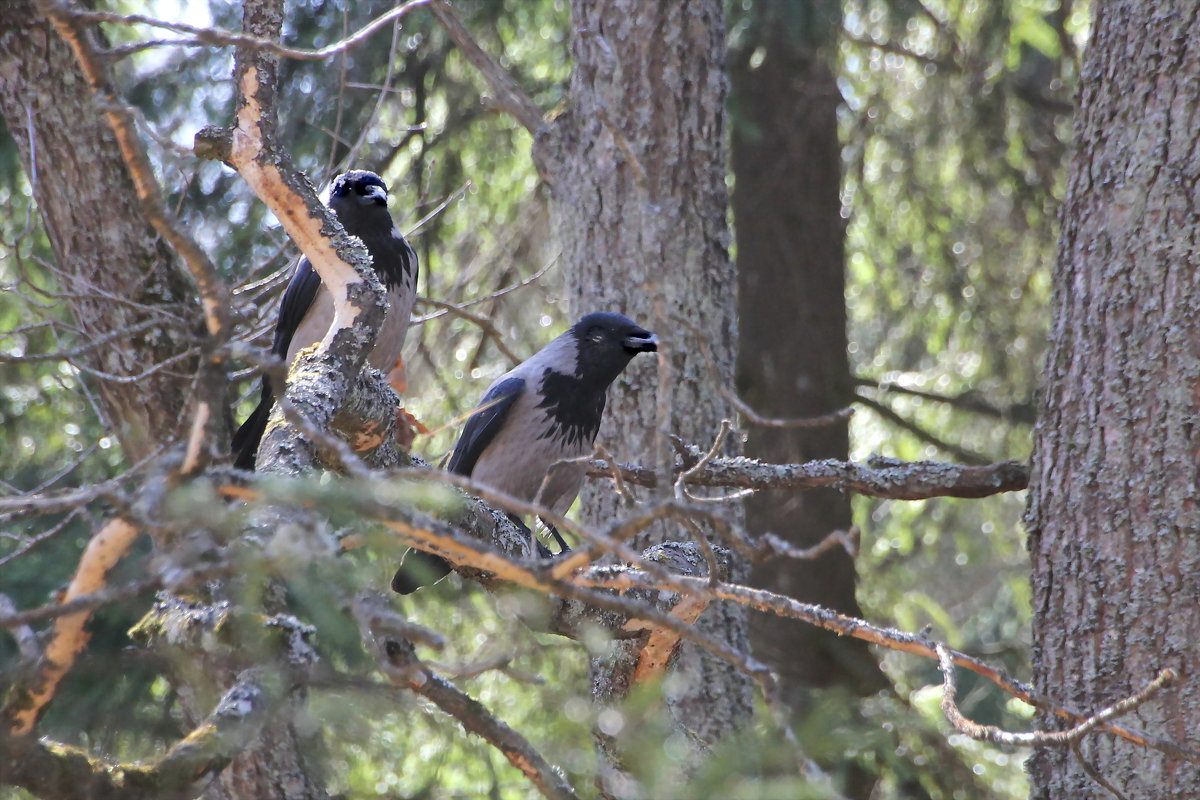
xmin=1026 ymin=3 xmax=1200 ymax=797
xmin=0 ymin=1 xmax=200 ymax=462
xmin=730 ymin=0 xmax=885 ymax=700
xmin=543 ymin=0 xmax=753 ymax=764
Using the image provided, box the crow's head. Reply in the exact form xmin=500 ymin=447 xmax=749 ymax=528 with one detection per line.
xmin=330 ymin=170 xmax=388 ymax=209
xmin=570 ymin=312 xmax=658 ymax=386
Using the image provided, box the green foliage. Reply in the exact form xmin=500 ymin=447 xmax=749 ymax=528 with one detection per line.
xmin=836 ymin=1 xmax=1082 ymax=796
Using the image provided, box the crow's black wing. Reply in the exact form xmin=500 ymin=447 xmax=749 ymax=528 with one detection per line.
xmin=270 ymin=256 xmax=323 ymax=358
xmin=446 ymin=376 xmax=525 ymax=477
xmin=393 ymin=378 xmax=525 ymax=594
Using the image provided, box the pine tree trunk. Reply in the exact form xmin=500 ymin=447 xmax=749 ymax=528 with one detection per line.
xmin=0 ymin=1 xmax=199 ymax=462
xmin=1026 ymin=2 xmax=1200 ymax=796
xmin=543 ymin=0 xmax=753 ymax=757
xmin=730 ymin=1 xmax=884 ymax=700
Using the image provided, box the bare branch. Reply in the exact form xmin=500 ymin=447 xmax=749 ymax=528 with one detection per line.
xmin=674 ymin=419 xmax=733 ymax=501
xmin=589 ymin=450 xmax=1030 ymax=500
xmin=0 ymin=508 xmax=87 ymax=568
xmin=856 ymin=376 xmax=1036 ymax=424
xmin=0 ymin=595 xmax=40 ymax=661
xmin=46 ymin=1 xmax=232 ymax=340
xmin=66 ymin=0 xmax=432 ymax=62
xmin=427 ymin=0 xmax=545 ymax=138
xmin=0 ymin=317 xmax=181 ymax=364
xmin=724 ymin=388 xmax=855 ymax=429
xmin=936 ymin=644 xmax=1176 ymax=747
xmin=1072 ymin=740 xmax=1132 ymax=800
xmin=412 ymin=256 xmax=557 ymax=325
xmin=755 ymin=527 xmax=860 ymax=562
xmin=417 ymin=296 xmax=523 ymax=365
xmin=0 ymin=575 xmax=161 ymax=630
xmin=0 ymin=472 xmax=133 ymax=519
xmin=843 ymin=32 xmax=951 ymax=70
xmin=855 ymin=393 xmax=990 ymax=464
xmin=582 ymin=570 xmax=1199 ymax=763
xmin=354 ymin=594 xmax=579 ymax=800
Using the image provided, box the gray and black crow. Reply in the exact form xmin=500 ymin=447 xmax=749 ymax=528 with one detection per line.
xmin=232 ymin=170 xmax=418 ymax=470
xmin=392 ymin=312 xmax=658 ymax=593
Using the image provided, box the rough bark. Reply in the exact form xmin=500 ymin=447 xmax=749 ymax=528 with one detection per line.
xmin=1026 ymin=3 xmax=1200 ymax=797
xmin=730 ymin=1 xmax=885 ymax=699
xmin=0 ymin=0 xmax=201 ymax=462
xmin=542 ymin=0 xmax=753 ymax=766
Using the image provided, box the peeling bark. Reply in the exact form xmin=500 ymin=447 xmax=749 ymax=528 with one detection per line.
xmin=1026 ymin=3 xmax=1200 ymax=797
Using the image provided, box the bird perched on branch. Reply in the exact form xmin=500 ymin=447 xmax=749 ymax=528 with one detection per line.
xmin=232 ymin=170 xmax=418 ymax=470
xmin=392 ymin=312 xmax=659 ymax=594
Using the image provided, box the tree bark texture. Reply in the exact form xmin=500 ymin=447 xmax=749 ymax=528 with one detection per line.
xmin=0 ymin=0 xmax=200 ymax=462
xmin=542 ymin=0 xmax=753 ymax=760
xmin=730 ymin=2 xmax=885 ymax=699
xmin=1026 ymin=3 xmax=1200 ymax=797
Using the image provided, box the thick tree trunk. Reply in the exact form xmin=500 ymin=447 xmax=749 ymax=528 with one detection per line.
xmin=0 ymin=1 xmax=200 ymax=462
xmin=543 ymin=0 xmax=753 ymax=768
xmin=730 ymin=2 xmax=884 ymax=700
xmin=1026 ymin=3 xmax=1200 ymax=797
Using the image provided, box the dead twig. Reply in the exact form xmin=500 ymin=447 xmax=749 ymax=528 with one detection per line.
xmin=936 ymin=644 xmax=1175 ymax=747
xmin=723 ymin=388 xmax=855 ymax=429
xmin=755 ymin=527 xmax=860 ymax=563
xmin=580 ymin=569 xmax=1198 ymax=763
xmin=67 ymin=0 xmax=432 ymax=62
xmin=417 ymin=296 xmax=523 ymax=365
xmin=427 ymin=0 xmax=544 ymax=137
xmin=353 ymin=594 xmax=579 ymax=800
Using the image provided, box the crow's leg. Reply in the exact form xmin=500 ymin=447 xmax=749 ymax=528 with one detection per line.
xmin=540 ymin=518 xmax=571 ymax=555
xmin=506 ymin=512 xmax=554 ymax=558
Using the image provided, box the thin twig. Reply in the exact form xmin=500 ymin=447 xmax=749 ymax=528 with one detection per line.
xmin=354 ymin=595 xmax=579 ymax=800
xmin=755 ymin=527 xmax=860 ymax=563
xmin=427 ymin=0 xmax=544 ymax=137
xmin=936 ymin=644 xmax=1175 ymax=747
xmin=674 ymin=419 xmax=733 ymax=501
xmin=723 ymin=388 xmax=855 ymax=429
xmin=854 ymin=393 xmax=989 ymax=465
xmin=855 ymin=376 xmax=1035 ymax=424
xmin=67 ymin=0 xmax=433 ymax=62
xmin=576 ymin=569 xmax=1197 ymax=762
xmin=1072 ymin=740 xmax=1132 ymax=800
xmin=412 ymin=257 xmax=557 ymax=324
xmin=416 ymin=296 xmax=522 ymax=364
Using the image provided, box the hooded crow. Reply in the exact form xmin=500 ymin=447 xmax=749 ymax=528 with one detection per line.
xmin=392 ymin=312 xmax=659 ymax=593
xmin=232 ymin=170 xmax=418 ymax=470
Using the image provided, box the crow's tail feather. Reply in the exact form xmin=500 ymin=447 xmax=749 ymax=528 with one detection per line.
xmin=231 ymin=381 xmax=274 ymax=471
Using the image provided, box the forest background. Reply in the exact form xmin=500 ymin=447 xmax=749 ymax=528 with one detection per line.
xmin=2 ymin=1 xmax=1191 ymax=799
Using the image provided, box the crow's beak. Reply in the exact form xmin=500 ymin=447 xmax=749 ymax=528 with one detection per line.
xmin=363 ymin=184 xmax=387 ymax=205
xmin=623 ymin=332 xmax=658 ymax=353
